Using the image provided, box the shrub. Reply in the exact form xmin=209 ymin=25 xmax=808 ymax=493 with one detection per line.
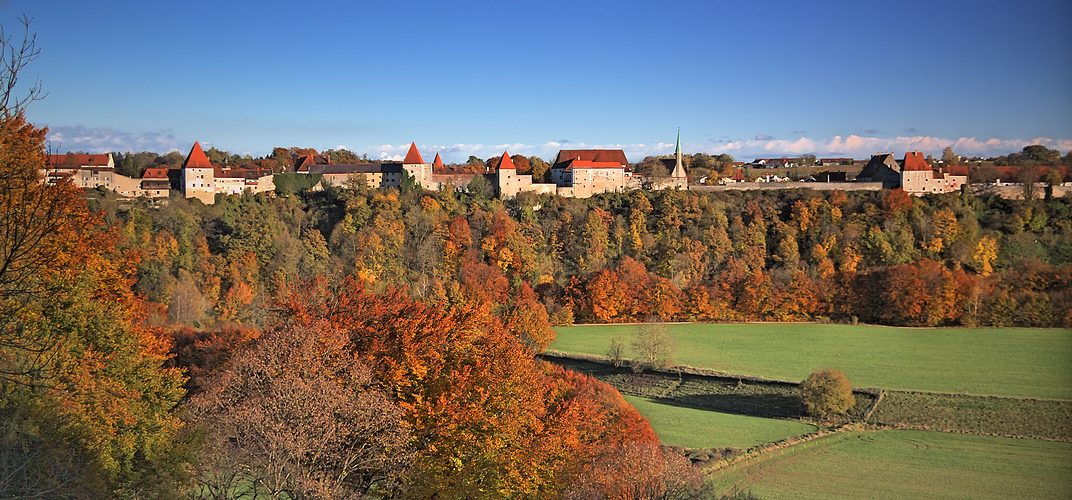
xmin=801 ymin=368 xmax=853 ymax=419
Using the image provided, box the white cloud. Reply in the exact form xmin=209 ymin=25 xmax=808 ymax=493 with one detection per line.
xmin=45 ymin=125 xmax=1071 ymax=165
xmin=366 ymin=135 xmax=1070 ymax=164
xmin=47 ymin=125 xmax=184 ymax=153
xmin=686 ymin=135 xmax=1072 ymax=161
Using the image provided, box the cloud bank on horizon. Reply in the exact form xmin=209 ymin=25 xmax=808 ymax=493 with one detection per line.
xmin=47 ymin=126 xmax=1072 ymax=165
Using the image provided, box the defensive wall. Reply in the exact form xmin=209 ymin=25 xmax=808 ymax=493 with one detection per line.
xmin=691 ymin=181 xmax=884 ymax=193
xmin=976 ymin=184 xmax=1072 ymax=200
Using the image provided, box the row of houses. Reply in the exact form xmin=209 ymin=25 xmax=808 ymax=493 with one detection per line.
xmin=750 ymin=157 xmax=863 ymax=168
xmin=286 ymin=135 xmax=688 ymax=199
xmin=720 ymin=152 xmax=967 ymax=195
xmin=44 ymin=143 xmax=275 ymax=203
xmin=44 ymin=153 xmax=172 ymax=198
xmin=856 ymin=151 xmax=968 ymax=194
xmin=45 ymin=138 xmax=966 ymax=203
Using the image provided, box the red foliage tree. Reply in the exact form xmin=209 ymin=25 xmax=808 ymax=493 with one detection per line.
xmin=272 ymin=277 xmax=660 ymax=498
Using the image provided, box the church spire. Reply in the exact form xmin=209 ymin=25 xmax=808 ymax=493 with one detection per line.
xmin=671 ymin=128 xmax=687 ymax=179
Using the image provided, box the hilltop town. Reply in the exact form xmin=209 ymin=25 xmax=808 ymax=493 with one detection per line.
xmin=44 ymin=135 xmax=1070 ymax=204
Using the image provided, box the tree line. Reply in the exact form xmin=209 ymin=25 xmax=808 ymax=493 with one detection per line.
xmin=90 ymin=175 xmax=1071 ymax=331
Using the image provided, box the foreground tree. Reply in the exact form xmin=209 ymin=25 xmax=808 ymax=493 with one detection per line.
xmin=186 ymin=323 xmax=411 ymax=499
xmin=800 ymin=368 xmax=854 ymax=420
xmin=272 ymin=277 xmax=661 ymax=498
xmin=0 ymin=22 xmax=191 ymax=493
xmin=0 ymin=113 xmax=191 ymax=497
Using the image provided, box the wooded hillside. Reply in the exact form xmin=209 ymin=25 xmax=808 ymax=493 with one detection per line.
xmin=100 ymin=181 xmax=1071 ymax=330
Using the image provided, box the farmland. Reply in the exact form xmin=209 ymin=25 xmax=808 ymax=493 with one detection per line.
xmin=549 ymin=323 xmax=1072 ymax=497
xmin=550 ymin=323 xmax=1072 ymax=400
xmin=868 ymin=391 xmax=1072 ymax=441
xmin=622 ymin=395 xmax=816 ymax=449
xmin=710 ymin=430 xmax=1072 ymax=499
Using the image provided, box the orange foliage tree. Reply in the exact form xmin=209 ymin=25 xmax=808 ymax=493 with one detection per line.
xmin=272 ymin=277 xmax=659 ymax=498
xmin=0 ymin=113 xmax=190 ymax=497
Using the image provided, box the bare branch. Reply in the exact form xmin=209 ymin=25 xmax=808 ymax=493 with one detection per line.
xmin=0 ymin=15 xmax=46 ymax=116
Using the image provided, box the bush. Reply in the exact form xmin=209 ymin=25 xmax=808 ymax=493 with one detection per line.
xmin=801 ymin=368 xmax=853 ymax=419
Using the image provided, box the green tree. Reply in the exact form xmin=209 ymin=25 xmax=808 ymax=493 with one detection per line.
xmin=529 ymin=155 xmax=550 ymax=182
xmin=1043 ymin=167 xmax=1064 ymax=187
xmin=941 ymin=146 xmax=959 ymax=165
xmin=801 ymin=369 xmax=854 ymax=420
xmin=466 ymin=173 xmax=489 ymax=199
xmin=400 ymin=168 xmax=417 ymax=193
xmin=113 ymin=152 xmax=140 ymax=177
xmin=1022 ymin=145 xmax=1060 ymax=165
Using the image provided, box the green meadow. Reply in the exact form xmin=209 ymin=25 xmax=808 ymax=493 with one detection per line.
xmin=622 ymin=395 xmax=816 ymax=449
xmin=550 ymin=323 xmax=1072 ymax=400
xmin=710 ymin=430 xmax=1072 ymax=499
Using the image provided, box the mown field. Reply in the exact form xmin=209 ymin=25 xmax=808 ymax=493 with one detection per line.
xmin=868 ymin=391 xmax=1072 ymax=441
xmin=710 ymin=429 xmax=1072 ymax=499
xmin=550 ymin=323 xmax=1072 ymax=400
xmin=622 ymin=395 xmax=816 ymax=449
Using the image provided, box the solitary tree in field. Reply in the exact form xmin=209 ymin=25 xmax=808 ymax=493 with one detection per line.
xmin=631 ymin=321 xmax=673 ymax=371
xmin=607 ymin=335 xmax=627 ymax=367
xmin=800 ymin=368 xmax=854 ymax=420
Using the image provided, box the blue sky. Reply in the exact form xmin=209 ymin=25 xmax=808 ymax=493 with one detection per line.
xmin=7 ymin=0 xmax=1071 ymax=163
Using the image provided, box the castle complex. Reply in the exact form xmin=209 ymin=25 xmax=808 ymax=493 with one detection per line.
xmin=857 ymin=151 xmax=968 ymax=194
xmin=43 ymin=132 xmax=984 ymax=203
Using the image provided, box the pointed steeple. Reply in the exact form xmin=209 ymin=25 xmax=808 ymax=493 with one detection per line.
xmin=183 ymin=141 xmax=212 ymax=169
xmin=498 ymin=151 xmax=515 ymax=170
xmin=433 ymin=152 xmax=444 ymax=170
xmin=671 ymin=129 xmax=687 ymax=179
xmin=403 ymin=142 xmax=424 ymax=164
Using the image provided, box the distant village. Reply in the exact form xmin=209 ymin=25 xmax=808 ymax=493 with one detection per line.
xmin=43 ymin=134 xmax=1068 ymax=204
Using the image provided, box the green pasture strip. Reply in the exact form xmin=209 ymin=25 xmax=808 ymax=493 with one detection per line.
xmin=546 ymin=355 xmax=873 ymax=421
xmin=870 ymin=391 xmax=1072 ymax=441
xmin=550 ymin=324 xmax=1072 ymax=400
xmin=710 ymin=429 xmax=1072 ymax=500
xmin=623 ymin=395 xmax=816 ymax=449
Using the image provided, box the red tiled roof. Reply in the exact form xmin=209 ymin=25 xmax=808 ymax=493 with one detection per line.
xmin=946 ymin=165 xmax=969 ymax=177
xmin=731 ymin=169 xmax=746 ymax=181
xmin=295 ymin=155 xmax=315 ymax=172
xmin=142 ymin=168 xmax=170 ymax=179
xmin=183 ymin=142 xmax=213 ymax=169
xmin=403 ymin=142 xmax=424 ymax=164
xmin=48 ymin=153 xmax=111 ymax=167
xmin=563 ymin=160 xmax=624 ymax=171
xmin=433 ymin=152 xmax=444 ymax=169
xmin=902 ymin=151 xmax=931 ymax=172
xmin=553 ymin=149 xmax=629 ymax=169
xmin=498 ymin=151 xmax=515 ymax=170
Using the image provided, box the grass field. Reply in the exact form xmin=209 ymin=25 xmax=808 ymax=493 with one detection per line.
xmin=623 ymin=395 xmax=816 ymax=449
xmin=710 ymin=429 xmax=1072 ymax=499
xmin=550 ymin=323 xmax=1072 ymax=400
xmin=868 ymin=391 xmax=1072 ymax=441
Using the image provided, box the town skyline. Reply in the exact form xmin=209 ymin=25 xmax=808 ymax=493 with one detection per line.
xmin=7 ymin=0 xmax=1071 ymax=163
